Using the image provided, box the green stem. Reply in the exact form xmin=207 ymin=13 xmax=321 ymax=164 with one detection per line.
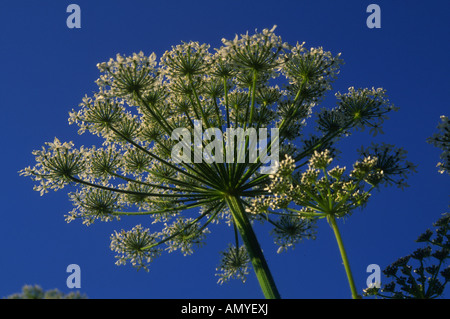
xmin=142 ymin=204 xmax=215 ymax=250
xmin=223 ymin=78 xmax=230 ymax=128
xmin=111 ymin=197 xmax=219 ymax=216
xmin=247 ymin=69 xmax=258 ymax=128
xmin=225 ymin=195 xmax=281 ymax=299
xmin=328 ymin=214 xmax=360 ymax=299
xmin=109 ymin=125 xmax=221 ymax=190
xmin=189 ymin=74 xmax=210 ymax=128
xmin=68 ymin=175 xmax=207 ymax=199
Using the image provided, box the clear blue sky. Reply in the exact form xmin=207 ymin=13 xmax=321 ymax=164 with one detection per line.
xmin=1 ymin=0 xmax=449 ymax=299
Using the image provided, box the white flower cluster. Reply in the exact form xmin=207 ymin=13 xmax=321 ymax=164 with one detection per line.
xmin=282 ymin=42 xmax=343 ymax=102
xmin=160 ymin=41 xmax=211 ymax=79
xmin=19 ymin=138 xmax=86 ymax=196
xmin=108 ymin=210 xmax=215 ymax=270
xmin=65 ymin=186 xmax=121 ymax=226
xmin=96 ymin=51 xmax=158 ymax=100
xmin=357 ymin=143 xmax=416 ymax=188
xmin=215 ymin=245 xmax=250 ymax=284
xmin=309 ymin=149 xmax=333 ymax=170
xmin=162 ymin=217 xmax=210 ymax=256
xmin=247 ymin=150 xmax=380 ymax=222
xmin=219 ymin=25 xmax=289 ymax=74
xmin=68 ymin=94 xmax=127 ymax=140
xmin=350 ymin=156 xmax=380 ymax=180
xmin=271 ymin=211 xmax=317 ymax=254
xmin=246 ymin=155 xmax=319 ymax=251
xmin=335 ymin=87 xmax=398 ymax=136
xmin=246 ymin=154 xmax=296 ymax=215
xmin=88 ymin=145 xmax=123 ymax=178
xmin=245 ymin=196 xmax=274 ymax=216
xmin=110 ymin=224 xmax=161 ymax=272
xmin=296 ymin=155 xmax=376 ymax=217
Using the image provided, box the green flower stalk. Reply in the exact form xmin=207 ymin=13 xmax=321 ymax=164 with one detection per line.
xmin=20 ymin=26 xmax=401 ymax=298
xmin=249 ymin=147 xmax=415 ymax=298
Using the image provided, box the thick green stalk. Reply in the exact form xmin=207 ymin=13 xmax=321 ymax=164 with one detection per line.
xmin=328 ymin=214 xmax=360 ymax=299
xmin=225 ymin=195 xmax=281 ymax=299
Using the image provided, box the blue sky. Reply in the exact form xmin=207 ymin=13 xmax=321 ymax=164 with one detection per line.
xmin=1 ymin=0 xmax=449 ymax=299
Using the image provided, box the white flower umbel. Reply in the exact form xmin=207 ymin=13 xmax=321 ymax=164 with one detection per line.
xmin=110 ymin=225 xmax=161 ymax=272
xmin=264 ymin=147 xmax=415 ymax=299
xmin=21 ymin=26 xmax=413 ymax=299
xmin=216 ymin=244 xmax=250 ymax=284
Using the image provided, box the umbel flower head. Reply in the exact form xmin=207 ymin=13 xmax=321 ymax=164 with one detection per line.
xmin=250 ymin=145 xmax=415 ymax=225
xmin=110 ymin=225 xmax=161 ymax=272
xmin=357 ymin=143 xmax=416 ymax=189
xmin=219 ymin=25 xmax=289 ymax=73
xmin=96 ymin=51 xmax=158 ymax=100
xmin=20 ymin=138 xmax=86 ymax=196
xmin=216 ymin=244 xmax=251 ymax=284
xmin=20 ymin=26 xmax=411 ymax=298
